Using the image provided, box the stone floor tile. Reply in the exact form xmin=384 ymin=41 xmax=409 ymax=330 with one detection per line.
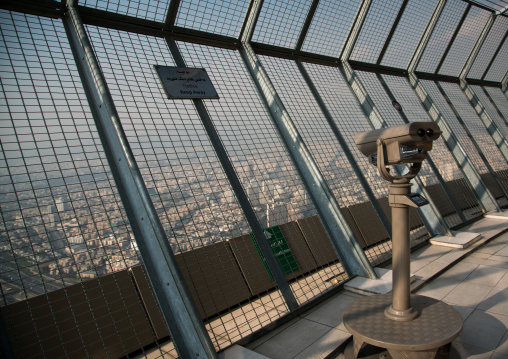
xmin=293 ymin=328 xmax=350 ymax=359
xmin=440 ymin=261 xmax=479 ymax=282
xmin=416 ymin=277 xmax=460 ymax=300
xmin=413 ymin=261 xmax=449 ymax=281
xmin=303 ymin=293 xmax=358 ymax=329
xmin=495 ymin=331 xmax=508 ymax=356
xmin=496 ymin=272 xmax=508 ymax=289
xmin=246 ymin=317 xmax=301 ymax=350
xmin=218 ymin=345 xmax=271 ymax=359
xmin=442 ymin=282 xmax=492 ymax=307
xmin=465 ymin=265 xmax=506 ymax=287
xmin=478 ymin=287 xmax=508 ymax=316
xmin=452 ymin=341 xmax=494 ymax=359
xmin=491 ymin=353 xmax=508 ymax=359
xmin=448 ymin=303 xmax=475 ymax=321
xmin=457 ymin=310 xmax=507 ymax=350
xmin=253 ymin=318 xmax=332 ymax=359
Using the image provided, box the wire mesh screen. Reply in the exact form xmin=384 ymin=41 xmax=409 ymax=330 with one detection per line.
xmin=301 ymin=62 xmax=396 ymax=266
xmin=85 ymin=25 xmax=313 ymax=352
xmin=350 ymin=0 xmax=404 ymax=64
xmin=174 ymin=0 xmax=250 ymax=37
xmin=380 ymin=0 xmax=439 ymax=69
xmin=438 ymin=6 xmax=492 ymax=77
xmin=79 ymin=0 xmax=170 ymax=22
xmin=484 ymin=86 xmax=508 ymax=120
xmin=470 ymin=84 xmax=508 ymax=138
xmin=251 ymin=0 xmax=312 ymax=48
xmin=176 ymin=41 xmax=348 ymax=305
xmin=354 ymin=70 xmax=438 ymax=236
xmin=467 ymin=16 xmax=508 ymax=80
xmin=484 ymin=37 xmax=508 ymax=82
xmin=380 ymin=74 xmax=481 ymax=225
xmin=417 ymin=0 xmax=468 ymax=74
xmin=300 ymin=0 xmax=362 ymax=57
xmin=434 ymin=81 xmax=508 ymax=205
xmin=0 ymin=10 xmax=170 ymax=358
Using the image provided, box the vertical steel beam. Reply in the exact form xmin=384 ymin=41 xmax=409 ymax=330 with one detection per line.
xmin=460 ymin=12 xmax=495 ymax=80
xmin=166 ymin=38 xmax=298 ymax=311
xmin=340 ymin=0 xmax=373 ymax=62
xmin=409 ymin=73 xmax=500 ymax=212
xmin=435 ymin=3 xmax=472 ymax=75
xmin=460 ymin=79 xmax=508 ymax=162
xmin=296 ymin=60 xmax=392 ymax=236
xmin=240 ymin=43 xmax=376 ymax=279
xmin=407 ymin=0 xmax=447 ymax=73
xmin=63 ymin=2 xmax=218 ymax=358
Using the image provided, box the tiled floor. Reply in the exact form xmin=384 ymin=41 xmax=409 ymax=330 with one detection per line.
xmin=233 ymin=217 xmax=508 ymax=359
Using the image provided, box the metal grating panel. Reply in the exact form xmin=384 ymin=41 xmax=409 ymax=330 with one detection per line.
xmin=468 ymin=16 xmax=508 ymax=80
xmin=381 ymin=0 xmax=439 ymax=69
xmin=350 ymin=0 xmax=404 ymax=63
xmin=251 ymin=0 xmax=313 ymax=48
xmin=174 ymin=0 xmax=251 ymax=38
xmin=484 ymin=35 xmax=508 ymax=81
xmin=78 ymin=0 xmax=170 ymax=22
xmin=438 ymin=6 xmax=492 ymax=77
xmin=300 ymin=0 xmax=362 ymax=57
xmin=417 ymin=0 xmax=468 ymax=74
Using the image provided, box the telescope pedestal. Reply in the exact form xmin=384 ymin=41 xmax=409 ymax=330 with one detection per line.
xmin=343 ymin=182 xmax=463 ymax=358
xmin=343 ymin=294 xmax=462 ymax=359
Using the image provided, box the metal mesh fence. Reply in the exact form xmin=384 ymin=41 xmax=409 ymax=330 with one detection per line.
xmin=251 ymin=0 xmax=312 ymax=48
xmin=380 ymin=0 xmax=439 ymax=69
xmin=174 ymin=0 xmax=250 ymax=38
xmin=79 ymin=0 xmax=170 ymax=22
xmin=380 ymin=74 xmax=482 ymax=224
xmin=484 ymin=36 xmax=508 ymax=82
xmin=438 ymin=6 xmax=492 ymax=77
xmin=350 ymin=0 xmax=403 ymax=64
xmin=1 ymin=0 xmax=507 ymax=358
xmin=467 ymin=16 xmax=508 ymax=80
xmin=470 ymin=84 xmax=508 ymax=138
xmin=417 ymin=0 xmax=468 ymax=74
xmin=300 ymin=0 xmax=362 ymax=57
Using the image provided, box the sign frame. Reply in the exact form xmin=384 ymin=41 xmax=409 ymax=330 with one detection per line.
xmin=154 ymin=65 xmax=219 ymax=99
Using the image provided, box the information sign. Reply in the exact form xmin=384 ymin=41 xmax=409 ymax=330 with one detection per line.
xmin=154 ymin=66 xmax=219 ymax=99
xmin=250 ymin=225 xmax=299 ymax=281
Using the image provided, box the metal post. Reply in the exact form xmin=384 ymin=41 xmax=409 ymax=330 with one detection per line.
xmin=240 ymin=43 xmax=376 ymax=279
xmin=63 ymin=2 xmax=217 ymax=358
xmin=165 ymin=38 xmax=299 ymax=311
xmin=460 ymin=79 xmax=508 ymax=163
xmin=297 ymin=60 xmax=392 ymax=236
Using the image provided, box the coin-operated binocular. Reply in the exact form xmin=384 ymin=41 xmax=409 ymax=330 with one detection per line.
xmin=355 ymin=122 xmax=441 ymax=183
xmin=355 ymin=122 xmax=442 ymax=322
